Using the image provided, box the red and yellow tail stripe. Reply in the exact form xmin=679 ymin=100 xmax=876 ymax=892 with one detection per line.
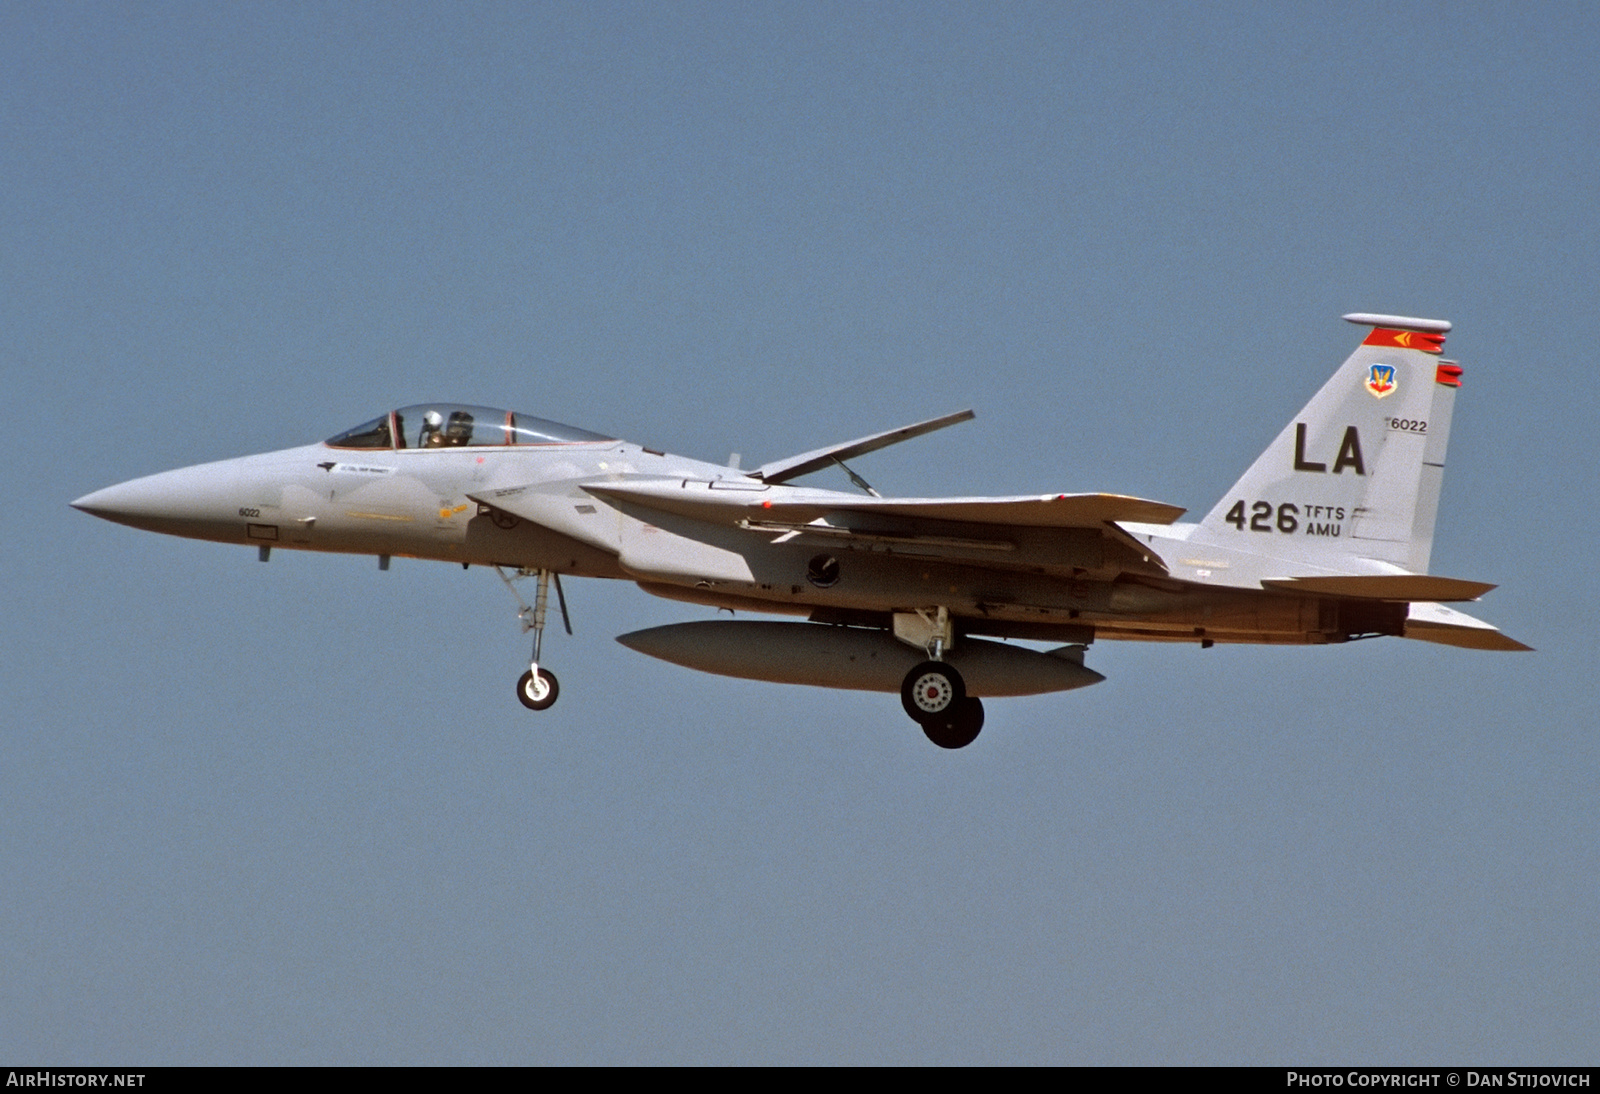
xmin=1363 ymin=327 xmax=1447 ymax=354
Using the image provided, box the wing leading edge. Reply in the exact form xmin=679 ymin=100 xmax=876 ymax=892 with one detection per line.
xmin=582 ymin=479 xmax=1185 ymax=529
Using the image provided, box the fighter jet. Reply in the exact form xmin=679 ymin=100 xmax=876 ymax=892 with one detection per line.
xmin=73 ymin=313 xmax=1527 ymax=748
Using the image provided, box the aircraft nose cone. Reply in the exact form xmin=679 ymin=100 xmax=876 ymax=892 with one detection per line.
xmin=71 ymin=481 xmax=159 ymax=521
xmin=73 ymin=470 xmax=232 ymax=527
xmin=71 ymin=458 xmax=259 ymax=537
xmin=73 ymin=443 xmax=333 ymax=543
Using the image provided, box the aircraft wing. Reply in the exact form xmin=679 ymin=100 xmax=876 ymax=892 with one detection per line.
xmin=583 ymin=480 xmax=1186 ymax=529
xmin=583 ymin=480 xmax=1182 ymax=572
xmin=749 ymin=410 xmax=976 ymax=485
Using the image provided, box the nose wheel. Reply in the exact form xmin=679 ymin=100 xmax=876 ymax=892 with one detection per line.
xmin=517 ymin=667 xmax=560 ymax=711
xmin=900 ymin=660 xmax=984 ymax=748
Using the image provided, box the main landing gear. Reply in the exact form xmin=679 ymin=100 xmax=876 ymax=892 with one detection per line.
xmin=893 ymin=608 xmax=983 ymax=749
xmin=901 ymin=661 xmax=985 ymax=749
xmin=496 ymin=566 xmax=570 ymax=712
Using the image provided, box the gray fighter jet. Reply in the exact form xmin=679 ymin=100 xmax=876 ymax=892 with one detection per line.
xmin=73 ymin=313 xmax=1527 ymax=748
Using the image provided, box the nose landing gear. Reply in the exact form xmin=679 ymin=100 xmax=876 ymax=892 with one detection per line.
xmin=497 ymin=566 xmax=571 ymax=712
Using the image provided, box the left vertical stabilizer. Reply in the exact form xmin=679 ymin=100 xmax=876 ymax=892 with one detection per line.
xmin=1192 ymin=313 xmax=1461 ymax=573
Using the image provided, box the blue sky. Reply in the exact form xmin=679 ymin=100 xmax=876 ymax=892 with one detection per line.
xmin=4 ymin=2 xmax=1596 ymax=1063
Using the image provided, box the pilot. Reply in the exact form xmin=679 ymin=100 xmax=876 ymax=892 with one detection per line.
xmin=420 ymin=410 xmax=446 ymax=448
xmin=443 ymin=410 xmax=475 ymax=446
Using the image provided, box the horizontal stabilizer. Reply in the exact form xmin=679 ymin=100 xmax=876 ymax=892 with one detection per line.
xmin=1404 ymin=602 xmax=1533 ymax=651
xmin=1260 ymin=574 xmax=1496 ymax=602
xmin=750 ymin=410 xmax=975 ymax=485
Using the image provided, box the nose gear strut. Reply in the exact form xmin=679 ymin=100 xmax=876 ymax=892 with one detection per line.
xmin=495 ymin=566 xmax=571 ymax=711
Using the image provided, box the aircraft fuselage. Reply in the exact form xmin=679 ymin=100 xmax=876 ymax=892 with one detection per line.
xmin=74 ymin=435 xmax=1396 ymax=648
xmin=73 ymin=316 xmax=1527 ymax=749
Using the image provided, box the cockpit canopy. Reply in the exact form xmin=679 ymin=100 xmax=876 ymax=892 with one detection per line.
xmin=326 ymin=404 xmax=614 ymax=450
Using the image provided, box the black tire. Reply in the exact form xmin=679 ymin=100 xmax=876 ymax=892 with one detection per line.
xmin=516 ymin=668 xmax=560 ymax=711
xmin=922 ymin=697 xmax=984 ymax=750
xmin=900 ymin=660 xmax=966 ymax=722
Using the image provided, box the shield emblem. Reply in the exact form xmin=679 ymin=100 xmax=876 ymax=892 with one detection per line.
xmin=1365 ymin=364 xmax=1397 ymax=398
